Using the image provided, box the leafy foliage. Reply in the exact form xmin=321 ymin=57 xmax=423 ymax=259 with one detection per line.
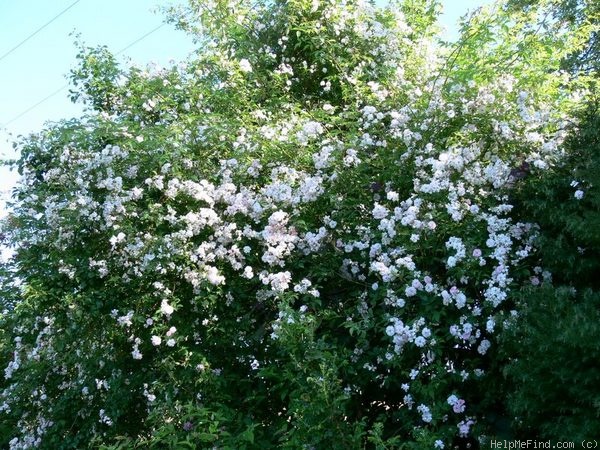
xmin=0 ymin=0 xmax=597 ymax=448
xmin=499 ymin=90 xmax=600 ymax=441
xmin=501 ymin=286 xmax=600 ymax=441
xmin=507 ymin=0 xmax=600 ymax=74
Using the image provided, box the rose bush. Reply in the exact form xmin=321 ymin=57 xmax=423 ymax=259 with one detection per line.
xmin=0 ymin=0 xmax=596 ymax=448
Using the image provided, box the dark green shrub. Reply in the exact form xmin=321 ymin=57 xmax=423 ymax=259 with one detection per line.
xmin=500 ymin=94 xmax=600 ymax=441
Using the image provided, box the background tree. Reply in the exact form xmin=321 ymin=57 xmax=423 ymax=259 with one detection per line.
xmin=506 ymin=0 xmax=599 ymax=74
xmin=487 ymin=0 xmax=600 ymax=441
xmin=499 ymin=83 xmax=600 ymax=443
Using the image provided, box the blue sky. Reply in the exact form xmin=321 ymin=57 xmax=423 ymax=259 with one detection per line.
xmin=0 ymin=0 xmax=493 ymax=212
xmin=0 ymin=0 xmax=195 ymax=200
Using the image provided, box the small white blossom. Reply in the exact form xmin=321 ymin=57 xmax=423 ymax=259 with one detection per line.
xmin=239 ymin=59 xmax=252 ymax=73
xmin=417 ymin=404 xmax=432 ymax=423
xmin=414 ymin=336 xmax=426 ymax=347
xmin=160 ymin=299 xmax=174 ymax=316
